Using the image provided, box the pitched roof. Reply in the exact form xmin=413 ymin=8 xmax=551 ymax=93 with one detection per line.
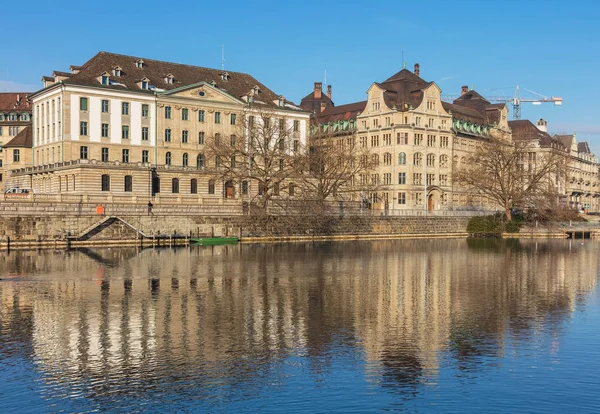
xmin=314 ymin=101 xmax=366 ymax=124
xmin=3 ymin=126 xmax=32 ymax=148
xmin=509 ymin=120 xmax=565 ymax=149
xmin=0 ymin=93 xmax=31 ymax=112
xmin=300 ymin=92 xmax=334 ymax=114
xmin=447 ymin=90 xmax=505 ymax=126
xmin=554 ymin=134 xmax=575 ymax=150
xmin=578 ymin=142 xmax=591 ymax=153
xmin=376 ymin=68 xmax=430 ymax=111
xmin=41 ymin=51 xmax=297 ymax=110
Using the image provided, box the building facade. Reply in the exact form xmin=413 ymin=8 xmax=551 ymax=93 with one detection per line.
xmin=0 ymin=93 xmax=32 ymax=188
xmin=7 ymin=52 xmax=309 ymax=200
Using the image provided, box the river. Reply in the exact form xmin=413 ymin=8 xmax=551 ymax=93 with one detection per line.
xmin=1 ymin=239 xmax=599 ymax=413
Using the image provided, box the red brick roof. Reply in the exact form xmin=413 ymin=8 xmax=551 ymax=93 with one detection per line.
xmin=3 ymin=126 xmax=32 ymax=148
xmin=0 ymin=93 xmax=31 ymax=112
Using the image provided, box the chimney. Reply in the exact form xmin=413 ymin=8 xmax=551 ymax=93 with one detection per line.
xmin=327 ymin=85 xmax=332 ymax=100
xmin=461 ymin=85 xmax=468 ymax=95
xmin=536 ymin=118 xmax=548 ymax=133
xmin=320 ymin=102 xmax=326 ymax=113
xmin=314 ymin=82 xmax=322 ymax=99
xmin=17 ymin=94 xmax=20 ymax=103
xmin=414 ymin=63 xmax=420 ymax=77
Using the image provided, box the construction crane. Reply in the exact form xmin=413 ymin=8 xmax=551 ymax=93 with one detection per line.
xmin=442 ymin=85 xmax=563 ymax=120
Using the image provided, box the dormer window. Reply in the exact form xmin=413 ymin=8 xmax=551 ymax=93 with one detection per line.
xmin=165 ymin=73 xmax=175 ymax=85
xmin=135 ymin=59 xmax=144 ymax=69
xmin=113 ymin=66 xmax=122 ymax=77
xmin=221 ymin=71 xmax=229 ymax=81
xmin=253 ymin=85 xmax=260 ymax=94
xmin=99 ymin=72 xmax=110 ymax=85
xmin=210 ymin=80 xmax=217 ymax=87
xmin=138 ymin=77 xmax=150 ymax=90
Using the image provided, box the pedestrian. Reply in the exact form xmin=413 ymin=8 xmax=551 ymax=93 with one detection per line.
xmin=147 ymin=201 xmax=153 ymax=216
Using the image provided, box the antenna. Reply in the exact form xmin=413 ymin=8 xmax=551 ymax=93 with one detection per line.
xmin=402 ymin=51 xmax=405 ymax=69
xmin=221 ymin=45 xmax=225 ymax=71
xmin=324 ymin=69 xmax=327 ymax=87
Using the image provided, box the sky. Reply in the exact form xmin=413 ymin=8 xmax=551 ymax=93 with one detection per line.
xmin=3 ymin=0 xmax=600 ymax=151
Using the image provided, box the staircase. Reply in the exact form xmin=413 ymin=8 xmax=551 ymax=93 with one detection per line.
xmin=69 ymin=216 xmax=149 ymax=241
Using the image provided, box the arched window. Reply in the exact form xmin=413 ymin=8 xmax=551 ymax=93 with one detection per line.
xmin=190 ymin=179 xmax=198 ymax=194
xmin=197 ymin=153 xmax=205 ymax=168
xmin=398 ymin=152 xmax=406 ymax=165
xmin=172 ymin=178 xmax=179 ymax=193
xmin=440 ymin=154 xmax=449 ymax=168
xmin=414 ymin=152 xmax=422 ymax=166
xmin=124 ymin=175 xmax=133 ymax=192
xmin=101 ymin=174 xmax=110 ymax=191
xmin=208 ymin=180 xmax=215 ymax=195
xmin=427 ymin=153 xmax=435 ymax=167
xmin=183 ymin=153 xmax=189 ymax=167
xmin=371 ymin=154 xmax=379 ymax=166
xmin=165 ymin=152 xmax=172 ymax=166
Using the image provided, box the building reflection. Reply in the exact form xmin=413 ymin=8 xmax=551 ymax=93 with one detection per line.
xmin=0 ymin=239 xmax=598 ymax=395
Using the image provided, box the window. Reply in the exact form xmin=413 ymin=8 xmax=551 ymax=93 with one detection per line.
xmin=182 ymin=108 xmax=189 ymax=120
xmin=80 ymin=97 xmax=88 ymax=111
xmin=183 ymin=153 xmax=189 ymax=167
xmin=124 ymin=175 xmax=133 ymax=192
xmin=398 ymin=152 xmax=406 ymax=165
xmin=398 ymin=192 xmax=406 ymax=205
xmin=122 ymin=125 xmax=129 ymax=139
xmin=198 ymin=132 xmax=205 ymax=145
xmin=101 ymin=99 xmax=109 ymax=113
xmin=13 ymin=149 xmax=20 ymax=162
xmin=101 ymin=74 xmax=109 ymax=85
xmin=372 ymin=154 xmax=379 ymax=166
xmin=360 ymin=137 xmax=367 ymax=147
xmin=427 ymin=135 xmax=436 ymax=146
xmin=215 ymin=155 xmax=220 ymax=168
xmin=215 ymin=133 xmax=221 ymax=146
xmin=293 ymin=140 xmax=299 ymax=152
xmin=427 ymin=174 xmax=435 ymax=186
xmin=113 ymin=67 xmax=122 ymax=77
xmin=80 ymin=121 xmax=88 ymax=136
xmin=142 ymin=127 xmax=149 ymax=141
xmin=80 ymin=146 xmax=88 ymax=159
xmin=273 ymin=182 xmax=280 ymax=195
xmin=215 ymin=112 xmax=221 ymax=124
xmin=165 ymin=106 xmax=171 ymax=119
xmin=439 ymin=174 xmax=448 ymax=186
xmin=102 ymin=147 xmax=109 ymax=162
xmin=278 ymin=138 xmax=284 ymax=151
xmin=122 ymin=102 xmax=129 ymax=115
xmin=397 ymin=132 xmax=408 ymax=145
xmin=101 ymin=123 xmax=109 ymax=137
xmin=293 ymin=120 xmax=300 ymax=132
xmin=371 ymin=135 xmax=379 ymax=147
xmin=142 ymin=104 xmax=149 ymax=117
xmin=198 ymin=110 xmax=205 ymax=122
xmin=427 ymin=153 xmax=435 ymax=167
xmin=414 ymin=133 xmax=423 ymax=145
xmin=288 ymin=183 xmax=295 ymax=196
xmin=383 ymin=173 xmax=391 ymax=185
xmin=191 ymin=179 xmax=198 ymax=194
xmin=172 ymin=178 xmax=179 ymax=193
xmin=182 ymin=130 xmax=188 ymax=143
xmin=413 ymin=173 xmax=422 ymax=185
xmin=208 ymin=180 xmax=215 ymax=194
xmin=197 ymin=154 xmax=205 ymax=168
xmin=9 ymin=126 xmax=19 ymax=135
xmin=440 ymin=154 xmax=448 ymax=168
xmin=142 ymin=150 xmax=149 ymax=163
xmin=241 ymin=180 xmax=248 ymax=195
xmin=258 ymin=182 xmax=264 ymax=195
xmin=101 ymin=174 xmax=110 ymax=191
xmin=165 ymin=129 xmax=171 ymax=142
xmin=140 ymin=80 xmax=148 ymax=90
xmin=165 ymin=152 xmax=172 ymax=165
xmin=441 ymin=136 xmax=449 ymax=148
xmin=279 ymin=159 xmax=284 ymax=171
xmin=383 ymin=153 xmax=392 ymax=165
xmin=122 ymin=149 xmax=129 ymax=163
xmin=428 ymin=118 xmax=434 ymax=128
xmin=383 ymin=133 xmax=392 ymax=146
xmin=230 ymin=113 xmax=236 ymax=125
xmin=414 ymin=153 xmax=422 ymax=166
xmin=398 ymin=172 xmax=406 ymax=185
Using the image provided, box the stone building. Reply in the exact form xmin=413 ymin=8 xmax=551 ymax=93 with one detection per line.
xmin=305 ymin=64 xmax=510 ymax=213
xmin=7 ymin=52 xmax=310 ymax=200
xmin=0 ymin=93 xmax=32 ymax=188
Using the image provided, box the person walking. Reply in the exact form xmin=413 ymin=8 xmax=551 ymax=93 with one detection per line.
xmin=147 ymin=201 xmax=153 ymax=216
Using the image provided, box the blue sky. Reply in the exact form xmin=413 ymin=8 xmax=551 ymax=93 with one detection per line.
xmin=3 ymin=0 xmax=600 ymax=150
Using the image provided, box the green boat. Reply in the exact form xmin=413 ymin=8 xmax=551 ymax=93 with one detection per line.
xmin=190 ymin=237 xmax=239 ymax=245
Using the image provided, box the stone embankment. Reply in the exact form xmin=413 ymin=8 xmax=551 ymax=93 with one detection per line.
xmin=0 ymin=201 xmax=471 ymax=249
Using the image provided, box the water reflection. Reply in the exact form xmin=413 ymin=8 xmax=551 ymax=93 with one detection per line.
xmin=0 ymin=239 xmax=599 ymax=412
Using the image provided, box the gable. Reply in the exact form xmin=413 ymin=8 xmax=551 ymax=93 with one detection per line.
xmin=162 ymin=82 xmax=243 ymax=104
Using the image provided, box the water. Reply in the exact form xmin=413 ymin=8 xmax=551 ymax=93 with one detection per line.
xmin=1 ymin=239 xmax=599 ymax=413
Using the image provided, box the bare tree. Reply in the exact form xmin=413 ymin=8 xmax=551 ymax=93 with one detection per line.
xmin=204 ymin=107 xmax=301 ymax=213
xmin=453 ymin=138 xmax=564 ymax=221
xmin=295 ymin=130 xmax=380 ymax=213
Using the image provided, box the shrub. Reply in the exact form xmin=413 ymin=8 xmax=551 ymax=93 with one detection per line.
xmin=467 ymin=213 xmax=522 ymax=236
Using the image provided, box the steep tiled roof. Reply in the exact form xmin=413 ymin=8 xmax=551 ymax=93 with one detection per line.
xmin=0 ymin=93 xmax=31 ymax=112
xmin=40 ymin=51 xmax=297 ymax=110
xmin=300 ymin=92 xmax=334 ymax=114
xmin=377 ymin=68 xmax=429 ymax=111
xmin=314 ymin=101 xmax=366 ymax=124
xmin=554 ymin=134 xmax=575 ymax=150
xmin=578 ymin=142 xmax=591 ymax=153
xmin=448 ymin=90 xmax=505 ymax=126
xmin=3 ymin=126 xmax=32 ymax=148
xmin=509 ymin=120 xmax=565 ymax=149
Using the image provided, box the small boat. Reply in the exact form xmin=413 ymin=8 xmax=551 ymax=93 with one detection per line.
xmin=190 ymin=237 xmax=239 ymax=245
